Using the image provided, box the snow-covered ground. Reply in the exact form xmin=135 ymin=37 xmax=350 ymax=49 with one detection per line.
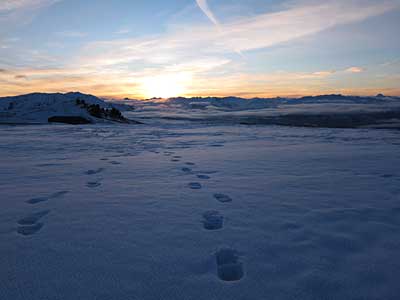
xmin=1 ymin=121 xmax=400 ymax=299
xmin=0 ymin=92 xmax=133 ymax=124
xmin=2 ymin=92 xmax=400 ymax=128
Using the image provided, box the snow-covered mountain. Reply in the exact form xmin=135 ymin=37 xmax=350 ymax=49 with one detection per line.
xmin=131 ymin=94 xmax=400 ymax=111
xmin=2 ymin=92 xmax=400 ymax=128
xmin=0 ymin=92 xmax=136 ymax=124
xmin=127 ymin=94 xmax=400 ymax=129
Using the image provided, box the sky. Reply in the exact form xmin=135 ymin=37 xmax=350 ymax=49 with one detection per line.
xmin=0 ymin=0 xmax=399 ymax=99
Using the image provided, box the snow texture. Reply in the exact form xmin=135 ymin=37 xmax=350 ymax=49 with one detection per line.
xmin=1 ymin=95 xmax=400 ymax=299
xmin=0 ymin=92 xmax=132 ymax=124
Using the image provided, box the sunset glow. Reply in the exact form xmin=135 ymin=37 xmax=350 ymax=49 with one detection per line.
xmin=0 ymin=0 xmax=399 ymax=98
xmin=140 ymin=73 xmax=193 ymax=99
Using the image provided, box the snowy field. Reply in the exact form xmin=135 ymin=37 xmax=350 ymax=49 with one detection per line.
xmin=1 ymin=122 xmax=400 ymax=299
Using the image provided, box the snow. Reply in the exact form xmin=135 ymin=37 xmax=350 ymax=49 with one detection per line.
xmin=127 ymin=95 xmax=400 ymax=129
xmin=1 ymin=120 xmax=400 ymax=299
xmin=2 ymin=92 xmax=400 ymax=128
xmin=0 ymin=92 xmax=131 ymax=124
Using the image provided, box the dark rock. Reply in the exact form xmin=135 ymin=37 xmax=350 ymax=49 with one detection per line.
xmin=48 ymin=116 xmax=92 ymax=125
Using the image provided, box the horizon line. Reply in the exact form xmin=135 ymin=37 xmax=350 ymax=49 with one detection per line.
xmin=1 ymin=91 xmax=399 ymax=101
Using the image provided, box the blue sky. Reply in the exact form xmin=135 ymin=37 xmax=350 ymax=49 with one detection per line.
xmin=0 ymin=0 xmax=399 ymax=98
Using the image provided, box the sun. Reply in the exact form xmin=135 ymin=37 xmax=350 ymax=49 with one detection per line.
xmin=140 ymin=73 xmax=192 ymax=99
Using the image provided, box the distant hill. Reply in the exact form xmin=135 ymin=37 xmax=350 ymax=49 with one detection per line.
xmin=158 ymin=94 xmax=400 ymax=110
xmin=2 ymin=92 xmax=399 ymax=128
xmin=0 ymin=92 xmax=139 ymax=125
xmin=127 ymin=94 xmax=400 ymax=129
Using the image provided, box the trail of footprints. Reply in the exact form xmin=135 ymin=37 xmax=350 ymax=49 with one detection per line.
xmin=17 ymin=163 xmax=111 ymax=236
xmin=18 ymin=191 xmax=69 ymax=236
xmin=85 ymin=167 xmax=105 ymax=188
xmin=169 ymin=150 xmax=244 ymax=282
xmin=19 ymin=150 xmax=244 ymax=281
xmin=18 ymin=152 xmax=126 ymax=236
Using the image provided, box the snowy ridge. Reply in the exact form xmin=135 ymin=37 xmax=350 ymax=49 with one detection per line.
xmin=133 ymin=94 xmax=400 ymax=111
xmin=0 ymin=92 xmax=132 ymax=124
xmin=127 ymin=94 xmax=400 ymax=128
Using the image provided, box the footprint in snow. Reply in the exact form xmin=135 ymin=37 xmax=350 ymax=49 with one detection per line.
xmin=17 ymin=223 xmax=44 ymax=236
xmin=17 ymin=210 xmax=50 ymax=236
xmin=216 ymin=248 xmax=244 ymax=282
xmin=197 ymin=174 xmax=210 ymax=180
xmin=188 ymin=182 xmax=202 ymax=190
xmin=197 ymin=170 xmax=218 ymax=175
xmin=109 ymin=161 xmax=122 ymax=165
xmin=185 ymin=162 xmax=195 ymax=166
xmin=182 ymin=167 xmax=192 ymax=173
xmin=202 ymin=211 xmax=223 ymax=230
xmin=26 ymin=191 xmax=69 ymax=204
xmin=86 ymin=181 xmax=102 ymax=188
xmin=382 ymin=174 xmax=395 ymax=178
xmin=18 ymin=210 xmax=50 ymax=226
xmin=85 ymin=168 xmax=104 ymax=175
xmin=214 ymin=193 xmax=232 ymax=203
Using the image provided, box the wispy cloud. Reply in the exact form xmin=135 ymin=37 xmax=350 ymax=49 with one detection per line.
xmin=196 ymin=0 xmax=219 ymax=26
xmin=0 ymin=0 xmax=60 ymax=30
xmin=346 ymin=67 xmax=364 ymax=73
xmin=0 ymin=0 xmax=60 ymax=14
xmin=82 ymin=0 xmax=398 ymax=66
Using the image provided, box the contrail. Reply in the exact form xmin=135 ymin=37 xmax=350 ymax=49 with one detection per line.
xmin=195 ymin=0 xmax=244 ymax=57
xmin=196 ymin=0 xmax=219 ymax=26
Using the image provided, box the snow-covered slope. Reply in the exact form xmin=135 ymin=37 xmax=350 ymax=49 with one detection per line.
xmin=0 ymin=92 xmax=130 ymax=124
xmin=1 ymin=122 xmax=400 ymax=299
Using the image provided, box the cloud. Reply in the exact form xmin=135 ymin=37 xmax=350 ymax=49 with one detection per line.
xmin=196 ymin=0 xmax=219 ymax=26
xmin=346 ymin=67 xmax=364 ymax=73
xmin=81 ymin=0 xmax=398 ymax=68
xmin=0 ymin=0 xmax=60 ymax=12
xmin=217 ymin=0 xmax=398 ymax=53
xmin=0 ymin=0 xmax=60 ymax=31
xmin=2 ymin=0 xmax=399 ymax=98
